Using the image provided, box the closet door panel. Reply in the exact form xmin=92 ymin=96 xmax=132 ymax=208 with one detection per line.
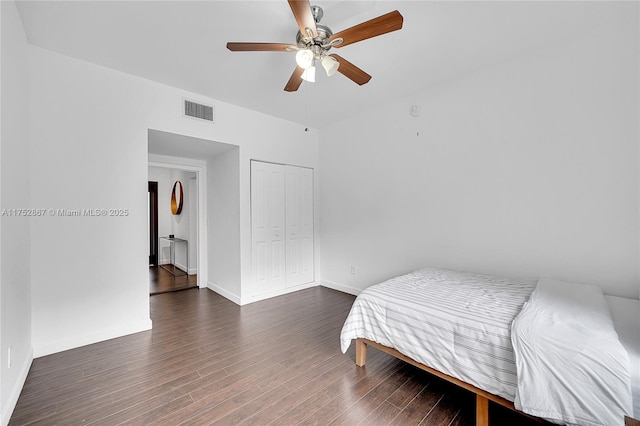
xmin=285 ymin=165 xmax=314 ymax=287
xmin=300 ymin=168 xmax=313 ymax=280
xmin=251 ymin=161 xmax=286 ymax=293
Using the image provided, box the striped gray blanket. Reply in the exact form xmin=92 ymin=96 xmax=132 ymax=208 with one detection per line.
xmin=340 ymin=267 xmax=536 ymax=400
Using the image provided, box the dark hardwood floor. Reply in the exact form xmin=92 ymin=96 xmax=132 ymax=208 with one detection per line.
xmin=149 ymin=265 xmax=198 ymax=295
xmin=10 ymin=287 xmax=543 ymax=425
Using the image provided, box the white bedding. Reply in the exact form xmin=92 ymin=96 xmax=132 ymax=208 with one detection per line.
xmin=340 ymin=267 xmax=536 ymax=401
xmin=606 ymin=295 xmax=640 ymax=419
xmin=511 ymin=278 xmax=632 ymax=426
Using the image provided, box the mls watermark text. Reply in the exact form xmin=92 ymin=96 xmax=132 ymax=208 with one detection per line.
xmin=1 ymin=208 xmax=130 ymax=217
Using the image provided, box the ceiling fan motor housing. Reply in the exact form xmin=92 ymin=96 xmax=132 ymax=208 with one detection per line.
xmin=311 ymin=5 xmax=323 ymax=23
xmin=296 ymin=24 xmax=333 ymax=52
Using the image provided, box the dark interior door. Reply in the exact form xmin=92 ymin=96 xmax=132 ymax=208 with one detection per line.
xmin=149 ymin=181 xmax=158 ymax=266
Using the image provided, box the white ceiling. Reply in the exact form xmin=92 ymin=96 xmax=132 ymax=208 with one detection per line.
xmin=148 ymin=129 xmax=237 ymax=160
xmin=16 ymin=1 xmax=619 ymax=129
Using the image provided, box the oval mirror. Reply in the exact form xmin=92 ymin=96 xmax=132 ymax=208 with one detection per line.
xmin=171 ymin=181 xmax=183 ymax=215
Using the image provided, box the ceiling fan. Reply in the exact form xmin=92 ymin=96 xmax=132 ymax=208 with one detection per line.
xmin=226 ymin=0 xmax=403 ymax=92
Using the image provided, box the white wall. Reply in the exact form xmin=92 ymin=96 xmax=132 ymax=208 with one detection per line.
xmin=187 ymin=176 xmax=197 ymax=274
xmin=28 ymin=45 xmax=320 ymax=356
xmin=0 ymin=1 xmax=33 ymax=423
xmin=207 ymin=148 xmax=241 ymax=303
xmin=319 ymin=7 xmax=640 ymax=299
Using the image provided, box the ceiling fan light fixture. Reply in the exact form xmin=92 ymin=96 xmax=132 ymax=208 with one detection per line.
xmin=295 ymin=49 xmax=314 ymax=69
xmin=321 ymin=55 xmax=339 ymax=77
xmin=227 ymin=2 xmax=404 ymax=92
xmin=301 ymin=65 xmax=316 ymax=82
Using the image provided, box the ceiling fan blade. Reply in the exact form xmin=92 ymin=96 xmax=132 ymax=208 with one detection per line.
xmin=329 ymin=10 xmax=403 ymax=48
xmin=227 ymin=42 xmax=297 ymax=52
xmin=284 ymin=66 xmax=305 ymax=92
xmin=288 ymin=0 xmax=318 ymax=38
xmin=329 ymin=54 xmax=371 ymax=86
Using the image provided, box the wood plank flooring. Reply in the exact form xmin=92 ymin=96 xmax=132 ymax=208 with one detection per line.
xmin=10 ymin=287 xmax=543 ymax=425
xmin=149 ymin=265 xmax=198 ymax=295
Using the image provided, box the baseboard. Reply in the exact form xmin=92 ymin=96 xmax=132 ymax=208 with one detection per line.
xmin=206 ymin=280 xmax=355 ymax=306
xmin=1 ymin=347 xmax=33 ymax=426
xmin=321 ymin=280 xmax=361 ymax=296
xmin=158 ymin=261 xmax=193 ymax=276
xmin=207 ymin=281 xmax=241 ymax=305
xmin=174 ymin=261 xmax=188 ymax=274
xmin=242 ymin=281 xmax=319 ymax=305
xmin=33 ymin=319 xmax=153 ymax=358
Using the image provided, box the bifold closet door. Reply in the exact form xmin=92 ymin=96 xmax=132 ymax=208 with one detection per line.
xmin=251 ymin=161 xmax=314 ymax=294
xmin=251 ymin=161 xmax=286 ymax=294
xmin=285 ymin=165 xmax=314 ymax=287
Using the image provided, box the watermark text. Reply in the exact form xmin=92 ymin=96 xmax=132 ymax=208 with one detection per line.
xmin=1 ymin=208 xmax=130 ymax=217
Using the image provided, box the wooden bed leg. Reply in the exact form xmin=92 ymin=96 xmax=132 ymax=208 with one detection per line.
xmin=476 ymin=394 xmax=489 ymax=426
xmin=355 ymin=339 xmax=367 ymax=367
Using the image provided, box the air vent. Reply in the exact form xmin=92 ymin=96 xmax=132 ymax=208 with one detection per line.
xmin=184 ymin=99 xmax=214 ymax=122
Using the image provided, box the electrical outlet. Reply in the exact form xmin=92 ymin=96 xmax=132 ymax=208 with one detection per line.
xmin=351 ymin=265 xmax=357 ymax=275
xmin=8 ymin=347 xmax=12 ymax=369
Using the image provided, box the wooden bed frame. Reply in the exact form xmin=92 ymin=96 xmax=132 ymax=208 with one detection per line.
xmin=355 ymin=338 xmax=541 ymax=426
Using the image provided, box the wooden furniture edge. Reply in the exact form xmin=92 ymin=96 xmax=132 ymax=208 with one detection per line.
xmin=355 ymin=338 xmax=541 ymax=426
xmin=626 ymin=415 xmax=640 ymax=426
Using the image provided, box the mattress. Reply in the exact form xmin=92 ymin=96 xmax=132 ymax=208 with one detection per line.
xmin=606 ymin=295 xmax=640 ymax=419
xmin=340 ymin=267 xmax=536 ymax=401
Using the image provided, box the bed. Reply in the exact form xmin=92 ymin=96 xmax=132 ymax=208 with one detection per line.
xmin=606 ymin=296 xmax=640 ymax=422
xmin=340 ymin=268 xmax=633 ymax=426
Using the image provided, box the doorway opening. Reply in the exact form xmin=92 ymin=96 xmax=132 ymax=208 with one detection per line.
xmin=148 ymin=167 xmax=198 ymax=295
xmin=147 ymin=128 xmax=239 ymax=297
xmin=149 ymin=181 xmax=158 ymax=266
